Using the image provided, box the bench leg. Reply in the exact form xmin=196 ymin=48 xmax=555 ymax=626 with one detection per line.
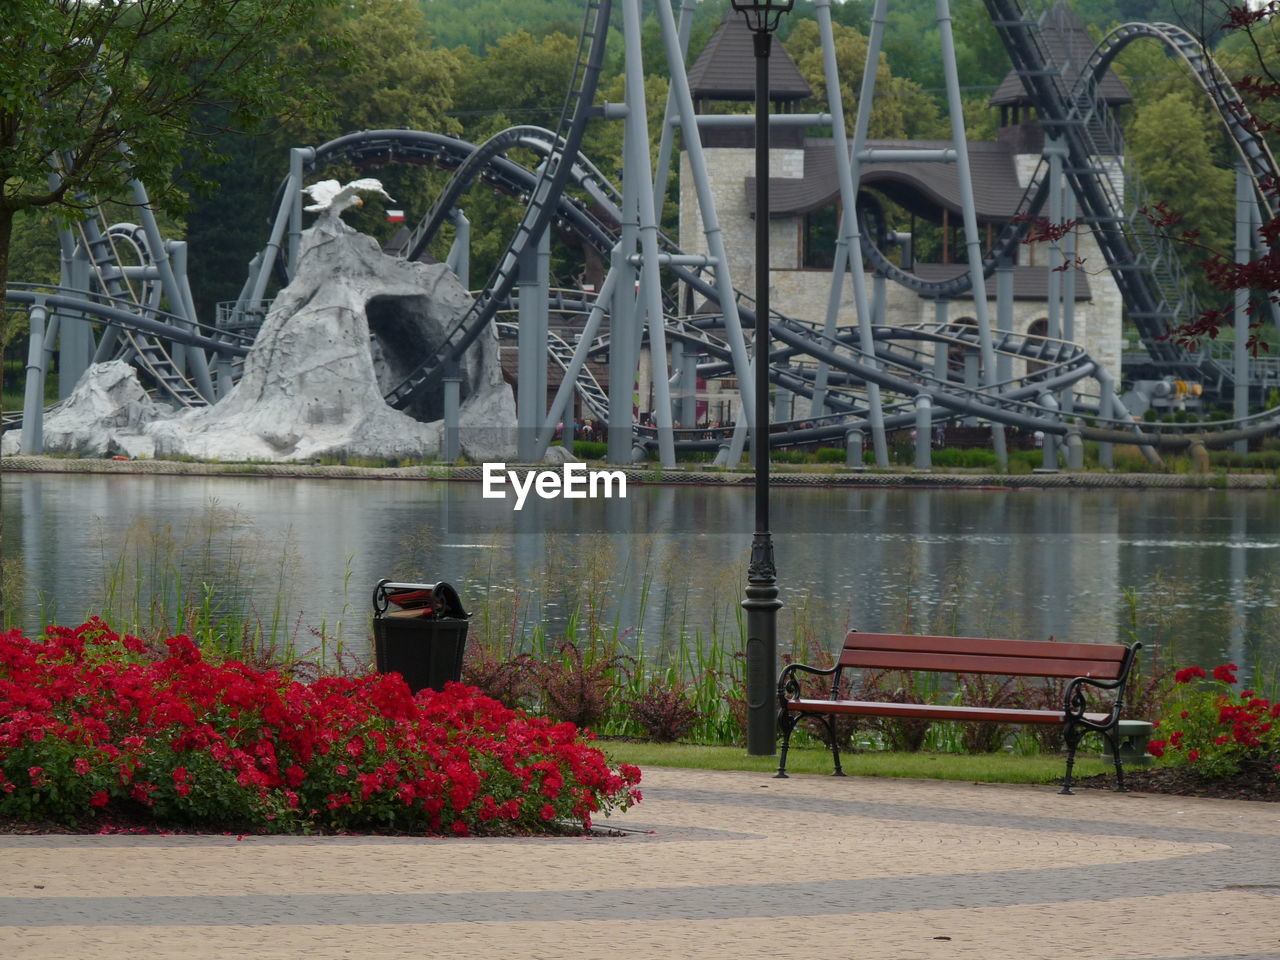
xmin=1060 ymin=721 xmax=1082 ymax=795
xmin=820 ymin=714 xmax=846 ymax=776
xmin=1103 ymin=728 xmax=1129 ymax=793
xmin=775 ymin=709 xmax=799 ymax=778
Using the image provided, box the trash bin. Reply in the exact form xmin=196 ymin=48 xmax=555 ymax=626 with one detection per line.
xmin=372 ymin=579 xmax=471 ymax=694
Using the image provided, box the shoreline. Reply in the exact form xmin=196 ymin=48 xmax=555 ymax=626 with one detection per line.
xmin=3 ymin=454 xmax=1276 ymax=489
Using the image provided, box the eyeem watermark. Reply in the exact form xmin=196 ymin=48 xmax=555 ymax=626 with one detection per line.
xmin=482 ymin=462 xmax=627 ymax=510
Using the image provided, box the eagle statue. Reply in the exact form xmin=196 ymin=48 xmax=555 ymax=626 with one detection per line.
xmin=302 ymin=178 xmax=394 ymax=223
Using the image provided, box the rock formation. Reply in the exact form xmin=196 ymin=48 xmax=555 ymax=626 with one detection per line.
xmin=20 ymin=216 xmax=518 ymax=463
xmin=0 ymin=359 xmax=175 ymax=458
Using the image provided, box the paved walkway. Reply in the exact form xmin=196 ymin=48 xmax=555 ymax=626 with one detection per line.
xmin=2 ymin=767 xmax=1279 ymax=959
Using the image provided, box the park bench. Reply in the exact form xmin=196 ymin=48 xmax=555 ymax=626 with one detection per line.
xmin=775 ymin=632 xmax=1143 ymax=793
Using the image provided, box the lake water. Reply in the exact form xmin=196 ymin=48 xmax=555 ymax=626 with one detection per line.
xmin=2 ymin=472 xmax=1277 ymax=677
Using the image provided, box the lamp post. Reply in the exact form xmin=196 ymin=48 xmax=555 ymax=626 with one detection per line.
xmin=733 ymin=0 xmax=791 ymax=756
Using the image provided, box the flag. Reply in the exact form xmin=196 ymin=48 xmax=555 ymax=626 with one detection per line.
xmin=386 ymin=209 xmax=405 ymax=223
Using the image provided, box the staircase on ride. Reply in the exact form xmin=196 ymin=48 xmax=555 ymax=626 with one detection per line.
xmin=983 ymin=0 xmax=1235 ymax=389
xmin=68 ymin=193 xmax=209 ymax=409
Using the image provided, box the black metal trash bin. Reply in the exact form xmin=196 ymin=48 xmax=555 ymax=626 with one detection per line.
xmin=372 ymin=579 xmax=471 ymax=694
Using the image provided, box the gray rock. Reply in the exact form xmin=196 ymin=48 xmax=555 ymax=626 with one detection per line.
xmin=541 ymin=445 xmax=580 ymax=465
xmin=0 ymin=360 xmax=173 ymax=457
xmin=144 ymin=219 xmax=515 ymax=462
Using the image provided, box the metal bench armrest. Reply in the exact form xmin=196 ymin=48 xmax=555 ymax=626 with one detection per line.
xmin=1062 ymin=642 xmax=1142 ymax=731
xmin=777 ymin=661 xmax=839 ymax=704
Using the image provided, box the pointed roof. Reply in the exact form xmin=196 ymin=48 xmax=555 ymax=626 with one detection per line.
xmin=989 ymin=1 xmax=1131 ymax=107
xmin=687 ymin=12 xmax=813 ymax=103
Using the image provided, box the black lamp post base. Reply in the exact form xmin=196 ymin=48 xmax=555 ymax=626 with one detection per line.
xmin=743 ymin=533 xmax=781 ymax=757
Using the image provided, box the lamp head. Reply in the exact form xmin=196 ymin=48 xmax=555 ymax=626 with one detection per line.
xmin=730 ymin=0 xmax=794 ymax=35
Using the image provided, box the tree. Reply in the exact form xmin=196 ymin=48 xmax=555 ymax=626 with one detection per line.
xmin=1114 ymin=39 xmax=1235 ymax=305
xmin=183 ymin=0 xmax=464 ymax=316
xmin=1 ymin=1 xmax=337 ymax=324
xmin=454 ymin=30 xmax=579 ymax=134
xmin=0 ymin=0 xmax=337 ymax=617
xmin=785 ymin=18 xmax=947 ymax=141
xmin=419 ymin=0 xmax=586 ymax=54
xmin=1155 ymin=2 xmax=1280 ymax=351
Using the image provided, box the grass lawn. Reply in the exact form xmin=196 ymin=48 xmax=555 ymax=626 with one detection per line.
xmin=602 ymin=740 xmax=1113 ymax=785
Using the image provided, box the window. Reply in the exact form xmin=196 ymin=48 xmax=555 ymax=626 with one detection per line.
xmin=802 ymin=201 xmax=840 ymax=269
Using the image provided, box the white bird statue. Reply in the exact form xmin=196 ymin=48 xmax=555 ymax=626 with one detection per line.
xmin=302 ymin=178 xmax=394 ymax=223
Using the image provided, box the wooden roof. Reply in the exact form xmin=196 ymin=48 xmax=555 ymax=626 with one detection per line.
xmin=687 ymin=12 xmax=813 ymax=103
xmin=989 ymin=1 xmax=1131 ymax=107
xmin=746 ymin=138 xmax=1025 ymax=224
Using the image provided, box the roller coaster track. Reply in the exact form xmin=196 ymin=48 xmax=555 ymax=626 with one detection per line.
xmin=13 ymin=0 xmax=1279 ymax=451
xmin=252 ymin=0 xmax=1280 ymax=447
xmin=981 ymin=0 xmax=1280 ymax=388
xmin=46 ymin=153 xmax=217 ymax=409
xmin=293 ymin=108 xmax=1280 ymax=448
xmin=1088 ymin=21 xmax=1278 ymax=225
xmin=381 ymin=0 xmax=611 ymax=413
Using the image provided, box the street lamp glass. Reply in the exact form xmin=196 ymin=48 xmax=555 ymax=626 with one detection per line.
xmin=730 ymin=0 xmax=795 ymax=35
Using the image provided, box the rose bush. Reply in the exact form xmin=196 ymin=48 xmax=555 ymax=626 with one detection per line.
xmin=0 ymin=620 xmax=641 ymax=835
xmin=1148 ymin=662 xmax=1280 ymax=782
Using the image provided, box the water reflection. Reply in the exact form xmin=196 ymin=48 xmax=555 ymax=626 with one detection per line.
xmin=2 ymin=473 xmax=1277 ymax=675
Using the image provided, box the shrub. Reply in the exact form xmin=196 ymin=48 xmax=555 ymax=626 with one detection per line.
xmin=955 ymin=673 xmax=1017 ymax=753
xmin=461 ymin=644 xmax=534 ymax=711
xmin=932 ymin=447 xmax=1001 ymax=470
xmin=815 ymin=447 xmax=846 ymax=463
xmin=626 ymin=680 xmax=701 ymax=742
xmin=1015 ymin=677 xmax=1069 ymax=754
xmin=1148 ymin=663 xmax=1280 ymax=781
xmin=0 ymin=621 xmax=641 ymax=835
xmin=528 ymin=639 xmax=631 ymax=730
xmin=567 ymin=440 xmax=607 ymax=460
xmin=721 ymin=689 xmax=747 ymax=746
xmin=862 ymin=670 xmax=931 ymax=752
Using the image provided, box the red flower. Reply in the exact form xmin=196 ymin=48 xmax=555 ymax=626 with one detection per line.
xmin=1187 ymin=749 xmax=1200 ymax=762
xmin=0 ymin=622 xmax=642 ymax=836
xmin=540 ymin=804 xmax=556 ymax=821
xmin=1174 ymin=666 xmax=1207 ymax=684
xmin=1148 ymin=739 xmax=1167 ymax=758
xmin=1212 ymin=664 xmax=1239 ymax=684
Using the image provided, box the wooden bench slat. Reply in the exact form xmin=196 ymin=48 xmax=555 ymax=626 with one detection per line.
xmin=789 ymin=699 xmax=1111 ymax=726
xmin=837 ymin=648 xmax=1126 ymax=679
xmin=841 ymin=632 xmax=1127 ymax=668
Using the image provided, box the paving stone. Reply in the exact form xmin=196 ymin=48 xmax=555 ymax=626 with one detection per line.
xmin=2 ymin=767 xmax=1278 ymax=959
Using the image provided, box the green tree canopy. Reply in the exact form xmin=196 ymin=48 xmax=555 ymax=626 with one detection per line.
xmin=453 ymin=30 xmax=579 ymax=136
xmin=1 ymin=0 xmax=338 ymax=617
xmin=184 ymin=0 xmax=463 ymax=316
xmin=1125 ymin=88 xmax=1234 ymax=300
xmin=0 ymin=0 xmax=338 ymax=341
xmin=785 ymin=18 xmax=947 ymax=140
